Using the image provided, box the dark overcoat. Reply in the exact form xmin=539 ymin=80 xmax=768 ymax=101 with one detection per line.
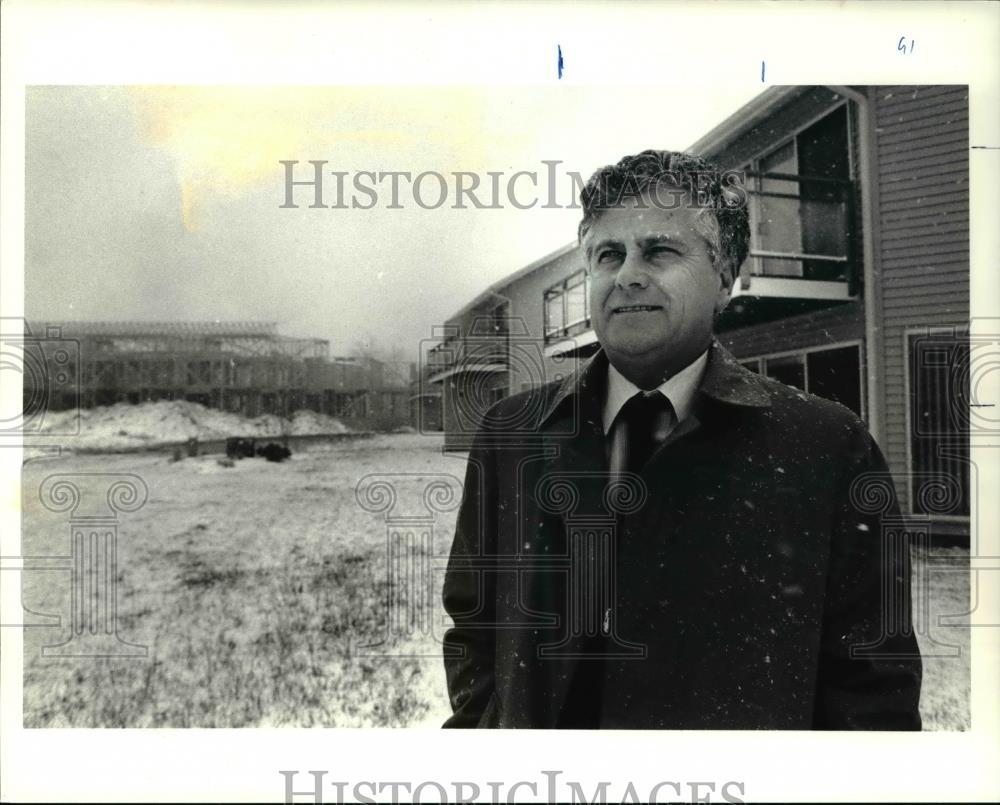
xmin=442 ymin=340 xmax=922 ymax=729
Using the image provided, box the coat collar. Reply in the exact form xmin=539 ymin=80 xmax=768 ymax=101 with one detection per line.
xmin=538 ymin=338 xmax=771 ymax=430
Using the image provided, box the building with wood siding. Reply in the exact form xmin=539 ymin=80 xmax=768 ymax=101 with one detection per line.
xmin=422 ymin=85 xmax=969 ymax=541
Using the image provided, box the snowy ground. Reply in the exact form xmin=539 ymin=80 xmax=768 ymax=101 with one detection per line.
xmin=34 ymin=399 xmax=348 ymax=452
xmin=21 ymin=432 xmax=462 ymax=728
xmin=20 ymin=432 xmax=969 ymax=729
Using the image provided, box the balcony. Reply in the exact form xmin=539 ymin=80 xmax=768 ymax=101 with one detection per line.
xmin=426 ymin=335 xmax=509 ymax=384
xmin=718 ymin=170 xmax=858 ymax=330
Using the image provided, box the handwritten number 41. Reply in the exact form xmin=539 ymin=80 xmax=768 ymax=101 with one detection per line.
xmin=898 ymin=36 xmax=915 ymax=54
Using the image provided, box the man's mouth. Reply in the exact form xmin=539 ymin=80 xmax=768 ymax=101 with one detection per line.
xmin=611 ymin=304 xmax=663 ymax=314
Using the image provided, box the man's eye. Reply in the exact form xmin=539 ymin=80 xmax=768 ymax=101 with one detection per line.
xmin=597 ymin=250 xmax=623 ymax=264
xmin=648 ymin=246 xmax=679 ymax=258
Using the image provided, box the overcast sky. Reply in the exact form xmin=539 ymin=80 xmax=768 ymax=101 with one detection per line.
xmin=25 ymin=84 xmax=763 ymax=358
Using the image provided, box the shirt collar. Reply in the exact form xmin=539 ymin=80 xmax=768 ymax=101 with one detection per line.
xmin=601 ymin=350 xmax=708 ymax=435
xmin=539 ymin=338 xmax=771 ymax=431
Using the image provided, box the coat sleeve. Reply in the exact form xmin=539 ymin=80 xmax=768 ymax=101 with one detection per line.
xmin=441 ymin=424 xmax=499 ymax=728
xmin=812 ymin=418 xmax=923 ymax=730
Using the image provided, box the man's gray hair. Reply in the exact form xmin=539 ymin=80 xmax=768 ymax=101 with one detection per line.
xmin=578 ymin=149 xmax=751 ymax=281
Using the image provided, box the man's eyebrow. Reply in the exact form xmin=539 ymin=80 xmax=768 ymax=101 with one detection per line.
xmin=639 ymin=234 xmax=687 ymax=250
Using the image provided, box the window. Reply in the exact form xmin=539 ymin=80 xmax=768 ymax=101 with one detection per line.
xmin=764 ymin=354 xmax=805 ymax=391
xmin=745 ymin=343 xmax=864 ymax=418
xmin=490 ymin=301 xmax=510 ymax=337
xmin=543 ymin=270 xmax=591 ymax=342
xmin=186 ymin=360 xmax=212 ymax=386
xmin=908 ymin=332 xmax=970 ymax=517
xmin=758 ymin=142 xmax=803 ymax=278
xmin=807 ymin=345 xmax=862 ymax=416
xmin=565 ymin=278 xmax=586 ymax=328
xmin=742 ymin=104 xmax=853 ymax=283
xmin=544 ymin=292 xmax=564 ymax=338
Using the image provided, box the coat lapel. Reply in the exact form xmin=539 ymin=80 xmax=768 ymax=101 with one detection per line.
xmin=515 ymin=351 xmax=608 ymax=726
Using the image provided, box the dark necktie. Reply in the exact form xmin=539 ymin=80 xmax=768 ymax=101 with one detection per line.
xmin=560 ymin=393 xmax=673 ymax=727
xmin=618 ymin=390 xmax=673 ymax=475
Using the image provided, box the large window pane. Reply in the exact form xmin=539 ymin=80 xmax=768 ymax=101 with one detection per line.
xmin=765 ymin=354 xmax=805 ymax=390
xmin=797 ymin=105 xmax=849 ymax=181
xmin=807 ymin=345 xmax=862 ymax=416
xmin=545 ymin=293 xmax=563 ymax=337
xmin=565 ymin=281 xmax=586 ymax=326
xmin=759 ymin=141 xmax=803 ymax=277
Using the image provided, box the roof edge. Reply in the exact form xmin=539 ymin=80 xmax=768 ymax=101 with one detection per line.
xmin=444 ymin=240 xmax=579 ymax=325
xmin=686 ymin=86 xmax=811 ymax=158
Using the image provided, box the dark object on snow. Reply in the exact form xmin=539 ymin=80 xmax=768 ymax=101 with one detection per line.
xmin=256 ymin=442 xmax=291 ymax=463
xmin=185 ymin=436 xmax=199 ymax=457
xmin=225 ymin=437 xmax=256 ymax=459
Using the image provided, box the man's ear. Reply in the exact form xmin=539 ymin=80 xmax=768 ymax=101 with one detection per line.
xmin=714 ymin=262 xmax=735 ymax=315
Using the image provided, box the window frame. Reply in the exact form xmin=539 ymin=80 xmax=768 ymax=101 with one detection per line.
xmin=740 ymin=339 xmax=866 ymax=422
xmin=903 ymin=325 xmax=971 ymax=521
xmin=543 ymin=269 xmax=592 ymax=343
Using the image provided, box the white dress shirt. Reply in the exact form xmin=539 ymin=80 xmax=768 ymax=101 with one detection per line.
xmin=603 ymin=350 xmax=709 ymax=474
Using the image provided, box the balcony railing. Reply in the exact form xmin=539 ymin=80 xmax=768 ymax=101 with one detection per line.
xmin=426 ymin=337 xmax=509 ymax=378
xmin=742 ymin=171 xmax=856 ymax=291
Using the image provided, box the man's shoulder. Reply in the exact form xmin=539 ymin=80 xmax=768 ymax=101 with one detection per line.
xmin=748 ymin=370 xmax=871 ymax=447
xmin=705 ymin=341 xmax=867 ymax=437
xmin=477 ymin=356 xmax=873 ymax=450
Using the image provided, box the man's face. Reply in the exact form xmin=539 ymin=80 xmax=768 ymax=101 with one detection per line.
xmin=583 ymin=191 xmax=732 ymax=380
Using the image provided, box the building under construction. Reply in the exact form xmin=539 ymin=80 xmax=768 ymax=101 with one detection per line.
xmin=27 ymin=320 xmax=413 ymax=427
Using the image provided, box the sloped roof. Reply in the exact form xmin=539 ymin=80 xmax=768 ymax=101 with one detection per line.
xmin=442 ymin=241 xmax=579 ymax=326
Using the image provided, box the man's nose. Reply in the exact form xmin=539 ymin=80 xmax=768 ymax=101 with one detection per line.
xmin=615 ymin=253 xmax=649 ymax=290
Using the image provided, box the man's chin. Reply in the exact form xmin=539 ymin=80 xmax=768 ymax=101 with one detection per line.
xmin=602 ymin=338 xmax=670 ymax=362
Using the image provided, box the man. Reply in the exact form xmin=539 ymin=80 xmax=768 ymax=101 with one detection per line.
xmin=442 ymin=150 xmax=922 ymax=729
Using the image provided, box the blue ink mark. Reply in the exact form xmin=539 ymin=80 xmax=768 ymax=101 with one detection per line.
xmin=558 ymin=45 xmax=564 ymax=79
xmin=898 ymin=36 xmax=915 ymax=54
xmin=761 ymin=60 xmax=765 ymax=82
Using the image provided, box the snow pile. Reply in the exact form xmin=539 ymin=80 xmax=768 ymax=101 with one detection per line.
xmin=246 ymin=413 xmax=287 ymax=436
xmin=289 ymin=409 xmax=348 ymax=435
xmin=36 ymin=400 xmax=349 ymax=451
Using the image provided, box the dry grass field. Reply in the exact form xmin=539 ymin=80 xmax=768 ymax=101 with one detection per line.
xmin=20 ymin=433 xmax=969 ymax=729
